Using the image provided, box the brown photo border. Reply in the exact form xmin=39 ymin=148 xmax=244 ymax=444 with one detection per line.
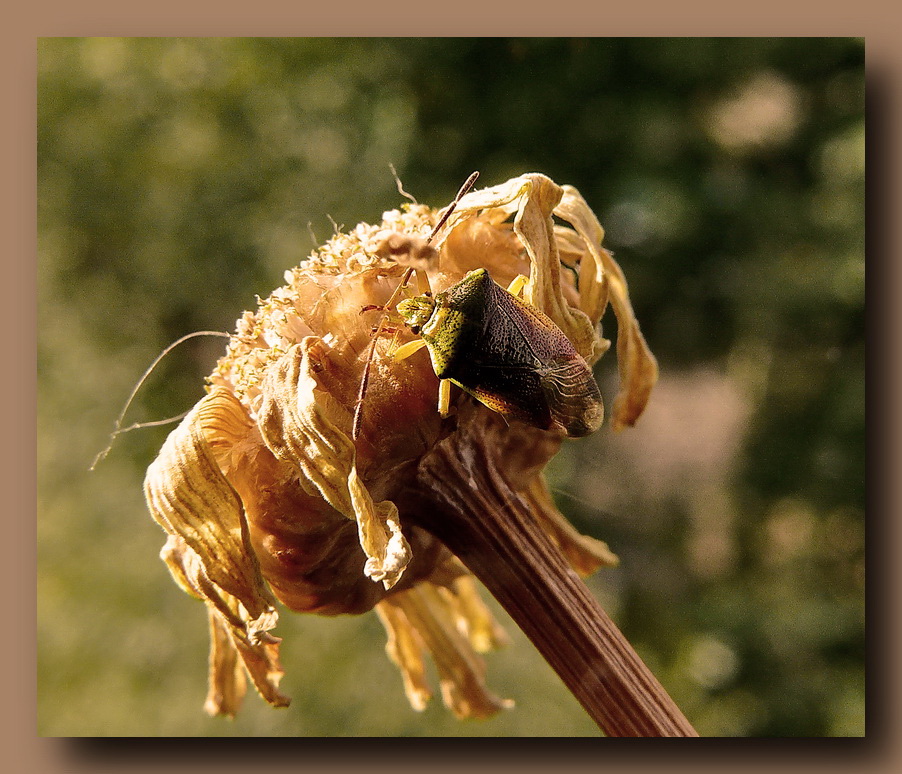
xmin=13 ymin=2 xmax=894 ymax=771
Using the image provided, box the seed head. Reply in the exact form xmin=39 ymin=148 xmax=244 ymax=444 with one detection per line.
xmin=143 ymin=174 xmax=658 ymax=719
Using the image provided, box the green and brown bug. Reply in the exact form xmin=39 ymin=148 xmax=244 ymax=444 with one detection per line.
xmin=391 ymin=267 xmax=603 ymax=437
xmin=352 ymin=173 xmax=604 ymax=441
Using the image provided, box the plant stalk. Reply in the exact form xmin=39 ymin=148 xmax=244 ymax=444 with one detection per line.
xmin=410 ymin=420 xmax=698 ymax=737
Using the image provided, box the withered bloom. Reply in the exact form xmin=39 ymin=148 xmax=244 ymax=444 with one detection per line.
xmin=144 ymin=174 xmax=659 ymax=723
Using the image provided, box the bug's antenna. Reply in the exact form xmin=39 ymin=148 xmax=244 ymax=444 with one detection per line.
xmin=90 ymin=330 xmax=231 ymax=469
xmin=352 ymin=172 xmax=480 ymax=442
xmin=427 ymin=170 xmax=479 ymax=244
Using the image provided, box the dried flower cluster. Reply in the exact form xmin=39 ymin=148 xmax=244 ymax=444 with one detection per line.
xmin=144 ymin=174 xmax=658 ymax=720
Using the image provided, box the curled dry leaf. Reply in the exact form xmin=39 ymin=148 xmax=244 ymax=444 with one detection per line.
xmin=143 ymin=173 xmax=658 ymax=720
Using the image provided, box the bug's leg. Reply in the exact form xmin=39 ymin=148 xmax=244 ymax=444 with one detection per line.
xmin=507 ymin=274 xmax=529 ymax=297
xmin=438 ymin=378 xmax=452 ymax=417
xmin=353 ymin=268 xmax=415 ymax=441
xmin=392 ymin=338 xmax=428 ymax=362
xmin=386 ymin=327 xmax=402 ymax=353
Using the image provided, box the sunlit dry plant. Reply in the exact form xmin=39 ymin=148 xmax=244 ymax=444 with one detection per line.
xmin=143 ymin=174 xmax=690 ymax=735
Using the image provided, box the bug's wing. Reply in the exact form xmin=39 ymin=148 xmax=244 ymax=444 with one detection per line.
xmin=457 ymin=353 xmax=601 ymax=438
xmin=485 ymin=285 xmax=604 ymax=437
xmin=440 ymin=273 xmax=604 ymax=437
xmin=492 ymin=285 xmax=576 ymax=362
xmin=453 ymin=363 xmax=554 ymax=431
xmin=534 ymin=358 xmax=603 ymax=437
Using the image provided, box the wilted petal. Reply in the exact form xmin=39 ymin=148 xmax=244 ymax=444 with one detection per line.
xmin=256 ymin=337 xmax=411 ymax=589
xmin=145 ymin=387 xmax=278 ymax=632
xmin=201 ymin=595 xmax=288 ymax=717
xmin=555 ymin=185 xmax=659 ymax=430
xmin=160 ymin=536 xmax=288 ymax=716
xmin=376 ymin=582 xmax=514 ymax=719
xmin=203 ymin=606 xmax=247 ymax=717
xmin=439 ymin=575 xmax=510 ymax=653
xmin=523 ymin=474 xmax=619 ymax=577
xmin=554 ymin=187 xmax=610 ymax=330
xmin=374 ymin=598 xmax=432 ymax=712
xmin=599 ymin=249 xmax=659 ymax=431
xmin=145 ymin=389 xmax=288 ymax=714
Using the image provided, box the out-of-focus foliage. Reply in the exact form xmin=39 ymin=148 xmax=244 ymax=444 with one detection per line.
xmin=38 ymin=38 xmax=864 ymax=737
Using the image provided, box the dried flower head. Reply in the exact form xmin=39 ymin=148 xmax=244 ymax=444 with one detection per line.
xmin=143 ymin=173 xmax=658 ymax=721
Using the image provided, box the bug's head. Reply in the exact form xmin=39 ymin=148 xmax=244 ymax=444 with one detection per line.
xmin=396 ymin=294 xmax=436 ymax=334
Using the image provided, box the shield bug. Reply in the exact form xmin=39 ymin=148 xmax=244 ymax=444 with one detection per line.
xmin=393 ymin=268 xmax=603 ymax=437
xmin=352 ymin=174 xmax=603 ymax=440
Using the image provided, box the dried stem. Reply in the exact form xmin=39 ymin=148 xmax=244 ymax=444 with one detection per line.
xmin=409 ymin=414 xmax=698 ymax=737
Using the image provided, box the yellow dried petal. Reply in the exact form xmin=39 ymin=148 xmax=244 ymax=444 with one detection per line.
xmin=159 ymin=536 xmax=289 ymax=714
xmin=204 ymin=606 xmax=247 ymax=718
xmin=221 ymin=611 xmax=288 ymax=710
xmin=348 ymin=466 xmax=411 ymax=589
xmin=376 ymin=583 xmax=513 ymax=719
xmin=144 ymin=388 xmax=288 ymax=714
xmin=145 ymin=387 xmax=277 ymax=632
xmin=374 ymin=599 xmax=432 ymax=712
xmin=256 ymin=337 xmax=411 ymax=589
xmin=555 ymin=185 xmax=659 ymax=430
xmin=437 ymin=575 xmax=510 ymax=653
xmin=523 ymin=474 xmax=619 ymax=576
xmin=598 ymin=250 xmax=659 ymax=431
xmin=553 ymin=187 xmax=610 ymax=331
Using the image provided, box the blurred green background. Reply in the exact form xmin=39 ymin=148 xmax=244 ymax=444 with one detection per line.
xmin=37 ymin=38 xmax=864 ymax=737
